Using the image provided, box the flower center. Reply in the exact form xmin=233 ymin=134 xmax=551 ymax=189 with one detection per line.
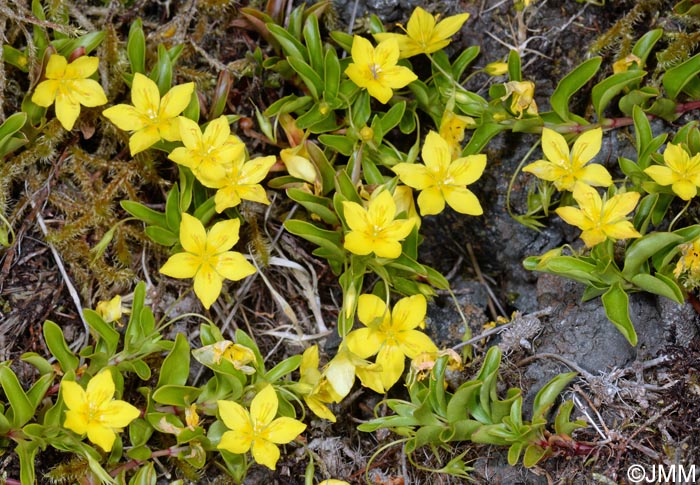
xmin=369 ymin=63 xmax=382 ymax=80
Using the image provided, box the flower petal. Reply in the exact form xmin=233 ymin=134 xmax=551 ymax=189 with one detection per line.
xmin=357 ymin=293 xmax=388 ymax=327
xmin=417 ymin=187 xmax=446 ymax=215
xmin=342 ymin=201 xmax=369 ymax=232
xmin=207 ymin=218 xmax=241 ymax=253
xmin=61 ymin=380 xmax=87 ymax=411
xmin=433 ymin=13 xmax=470 ymax=44
xmin=193 ymin=264 xmax=223 ymax=309
xmin=31 ymin=80 xmax=59 ymax=107
xmin=391 ymin=294 xmax=426 ymax=331
xmin=376 ymin=344 xmax=406 ymax=390
xmin=215 ymin=252 xmax=256 ymax=282
xmin=374 ymin=38 xmax=400 ymax=69
xmin=70 ymin=79 xmax=108 ymax=107
xmin=555 ymin=206 xmax=586 ymax=229
xmin=214 ymin=187 xmax=242 ymax=212
xmin=102 ymin=105 xmax=148 ymax=131
xmin=604 ymin=220 xmax=641 ymax=241
xmin=541 ymin=128 xmax=570 ymax=167
xmin=218 ymin=400 xmax=251 ymax=431
xmin=251 ymin=438 xmax=281 ymax=470
xmin=159 ymin=82 xmax=195 ymax=118
xmin=129 ymin=126 xmax=161 ymax=155
xmin=64 ymin=409 xmax=88 ymax=434
xmin=571 ymin=128 xmax=602 ymax=166
xmin=203 ymin=115 xmax=231 ymax=147
xmin=180 ymin=213 xmax=207 ymax=254
xmin=160 ymin=252 xmax=200 ymax=279
xmin=99 ymin=400 xmax=140 ymax=428
xmin=603 ymin=191 xmax=640 ymax=221
xmin=343 ymin=231 xmax=374 ymax=256
xmin=579 ymin=164 xmax=612 ymax=187
xmin=366 ymin=82 xmax=394 ymax=104
xmin=251 ymin=385 xmax=278 ymax=427
xmin=264 ymin=417 xmax=306 ymax=444
xmin=449 ymin=154 xmax=486 ymax=186
xmin=644 ymin=165 xmax=674 ymax=187
xmin=522 ymin=160 xmax=560 ymax=182
xmin=86 ymin=371 xmax=115 ymax=405
xmin=87 ymin=424 xmax=117 ymax=452
xmin=55 ymin=94 xmax=81 ymax=130
xmin=421 ymin=131 xmax=451 ymax=173
xmin=130 ymin=73 xmax=161 ymax=113
xmin=350 ymin=35 xmax=375 ymax=67
xmin=45 ymin=55 xmax=67 ymax=79
xmin=368 ymin=190 xmax=397 ymax=227
xmin=398 ymin=329 xmax=437 ymax=359
xmin=178 ymin=116 xmax=202 ymax=149
xmin=241 ymin=156 xmax=276 ymax=184
xmin=218 ymin=429 xmax=252 ymax=454
xmin=346 ymin=327 xmax=382 ymax=358
xmin=65 ymin=56 xmax=99 ymax=79
xmin=673 ymin=180 xmax=697 ymax=200
xmin=443 ymin=186 xmax=483 ymax=215
xmin=393 ymin=163 xmax=433 ymax=190
xmin=372 ymin=238 xmax=403 ymax=259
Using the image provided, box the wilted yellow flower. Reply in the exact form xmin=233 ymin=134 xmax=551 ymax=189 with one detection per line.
xmin=168 ymin=116 xmax=246 ymax=187
xmin=193 ymin=340 xmax=257 ymax=374
xmin=342 ymin=190 xmax=414 ymax=258
xmin=211 ymin=156 xmax=276 ymax=212
xmin=393 ymin=131 xmax=486 ymax=216
xmin=346 ymin=294 xmax=437 ymax=390
xmin=217 ymin=385 xmax=306 ymax=470
xmin=280 ymin=144 xmax=317 ymax=184
xmin=374 ymin=7 xmax=470 ymax=58
xmin=185 ymin=403 xmax=199 ymax=430
xmin=31 ymin=54 xmax=108 ymax=131
xmin=159 ymin=214 xmax=255 ymax=309
xmin=612 ymin=54 xmax=641 ymax=74
xmin=393 ymin=185 xmax=421 ymax=230
xmin=439 ymin=110 xmax=474 ymax=158
xmin=102 ymin=73 xmax=194 ymax=155
xmin=345 ymin=36 xmax=417 ymax=104
xmin=644 ymin=143 xmax=700 ymax=201
xmin=523 ymin=127 xmax=612 ymax=192
xmin=324 ymin=343 xmax=385 ymax=397
xmin=296 ymin=345 xmax=343 ymax=422
xmin=501 ymin=80 xmax=538 ymax=118
xmin=61 ymin=370 xmax=140 ymax=452
xmin=674 ymin=238 xmax=700 ymax=290
xmin=95 ymin=295 xmax=123 ymax=323
xmin=408 ymin=349 xmax=462 ymax=386
xmin=555 ymin=184 xmax=641 ymax=248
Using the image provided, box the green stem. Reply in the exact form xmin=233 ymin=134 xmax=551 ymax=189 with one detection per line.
xmin=506 ymin=139 xmax=542 ymax=220
xmin=669 ymin=199 xmax=691 ymax=231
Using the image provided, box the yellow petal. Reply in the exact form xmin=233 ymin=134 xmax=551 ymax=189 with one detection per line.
xmin=160 ymin=252 xmax=200 ymax=279
xmin=393 ymin=164 xmax=432 ymax=189
xmin=603 ymin=191 xmax=640 ymax=221
xmin=168 ymin=146 xmax=195 ymax=169
xmin=179 ymin=213 xmax=207 ymax=254
xmin=87 ymin=424 xmax=117 ymax=452
xmin=99 ymin=400 xmax=140 ymax=428
xmin=207 ymin=218 xmax=241 ymax=253
xmin=251 ymin=438 xmax=280 ymax=470
xmin=522 ymin=160 xmax=561 ymax=182
xmin=102 ymin=105 xmax=148 ymax=131
xmin=242 ymin=156 xmax=276 ymax=184
xmin=433 ymin=13 xmax=470 ymax=45
xmin=354 ymin=362 xmax=385 ymax=394
xmin=61 ymin=380 xmax=87 ymax=411
xmin=179 ymin=116 xmax=202 ymax=149
xmin=324 ymin=351 xmax=356 ymax=398
xmin=193 ymin=264 xmax=222 ymax=309
xmin=129 ymin=126 xmax=161 ymax=155
xmin=86 ymin=370 xmax=115 ymax=405
xmin=417 ymin=187 xmax=446 ymax=215
xmin=374 ymin=38 xmax=401 ymax=70
xmin=45 ymin=55 xmax=67 ymax=78
xmin=344 ymin=63 xmax=368 ymax=89
xmin=372 ymin=238 xmax=403 ymax=259
xmin=663 ymin=143 xmax=688 ymax=172
xmin=31 ymin=80 xmax=59 ymax=107
xmin=70 ymin=79 xmax=108 ymax=107
xmin=449 ymin=154 xmax=486 ymax=186
xmin=218 ymin=429 xmax=252 ymax=454
xmin=305 ymin=396 xmax=337 ymax=422
xmin=347 ymin=327 xmax=382 ymax=358
xmin=131 ymin=73 xmax=161 ymax=113
xmin=579 ymin=164 xmax=613 ymax=187
xmin=391 ymin=294 xmax=426 ymax=331
xmin=64 ymin=409 xmax=88 ymax=434
xmin=379 ymin=65 xmax=417 ymax=89
xmin=398 ymin=329 xmax=437 ymax=359
xmin=571 ymin=128 xmax=602 ymax=166
xmin=342 ymin=201 xmax=369 ymax=232
xmin=350 ymin=35 xmax=374 ymax=67
xmin=541 ymin=128 xmax=570 ymax=167
xmin=376 ymin=344 xmax=406 ymax=390
xmin=421 ymin=131 xmax=451 ymax=173
xmin=203 ymin=115 xmax=231 ymax=147
xmin=160 ymin=82 xmax=195 ymax=118
xmin=572 ymin=183 xmax=603 ymax=216
xmin=366 ymin=82 xmax=394 ymax=104
xmin=368 ymin=190 xmax=397 ymax=226
xmin=215 ymin=252 xmax=256 ymax=282
xmin=405 ymin=7 xmax=436 ymax=43
xmin=555 ymin=206 xmax=586 ymax=229
xmin=343 ymin=231 xmax=374 ymax=256
xmin=218 ymin=400 xmax=251 ymax=431
xmin=214 ymin=187 xmax=242 ymax=212
xmin=443 ymin=186 xmax=483 ymax=215
xmin=251 ymin=385 xmax=278 ymax=426
xmin=235 ymin=185 xmax=270 ymax=205
xmin=673 ymin=180 xmax=697 ymax=200
xmin=263 ymin=417 xmax=306 ymax=444
xmin=580 ymin=228 xmax=607 ymax=247
xmin=65 ymin=56 xmax=99 ymax=79
xmin=604 ymin=220 xmax=641 ymax=240
xmin=357 ymin=293 xmax=388 ymax=327
xmin=644 ymin=165 xmax=674 ymax=187
xmin=54 ymin=94 xmax=81 ymax=130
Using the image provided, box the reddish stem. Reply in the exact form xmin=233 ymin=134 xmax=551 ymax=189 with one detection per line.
xmin=109 ymin=446 xmax=188 ymax=477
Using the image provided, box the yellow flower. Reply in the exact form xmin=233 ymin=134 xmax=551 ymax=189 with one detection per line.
xmin=193 ymin=340 xmax=257 ymax=374
xmin=484 ymin=61 xmax=508 ymax=76
xmin=217 ymin=385 xmax=306 ymax=470
xmin=297 ymin=346 xmax=343 ymax=422
xmin=374 ymin=7 xmax=470 ymax=58
xmin=500 ymin=81 xmax=538 ymax=118
xmin=95 ymin=295 xmax=123 ymax=323
xmin=345 ymin=36 xmax=417 ymax=104
xmin=674 ymin=238 xmax=700 ymax=290
xmin=644 ymin=143 xmax=700 ymax=201
xmin=280 ymin=144 xmax=317 ymax=184
xmin=346 ymin=294 xmax=437 ymax=390
xmin=555 ymin=183 xmax=641 ymax=248
xmin=393 ymin=131 xmax=486 ymax=216
xmin=102 ymin=73 xmax=194 ymax=155
xmin=439 ymin=110 xmax=474 ymax=158
xmin=61 ymin=370 xmax=140 ymax=452
xmin=612 ymin=54 xmax=641 ymax=74
xmin=159 ymin=214 xmax=256 ymax=309
xmin=168 ymin=116 xmax=246 ymax=187
xmin=523 ymin=127 xmax=612 ymax=192
xmin=324 ymin=343 xmax=385 ymax=397
xmin=185 ymin=404 xmax=199 ymax=430
xmin=393 ymin=185 xmax=421 ymax=230
xmin=212 ymin=156 xmax=276 ymax=212
xmin=342 ymin=189 xmax=414 ymax=258
xmin=31 ymin=54 xmax=108 ymax=131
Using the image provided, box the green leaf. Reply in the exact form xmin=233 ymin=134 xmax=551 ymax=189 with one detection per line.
xmin=165 ymin=185 xmax=181 ymax=232
xmin=632 ymin=29 xmax=663 ymax=67
xmin=507 ymin=49 xmax=522 ymax=82
xmin=523 ymin=444 xmax=548 ymax=468
xmin=319 ymin=134 xmax=354 ymax=156
xmin=663 ymin=52 xmax=700 ymax=100
xmin=16 ymin=440 xmax=40 ymax=485
xmin=463 ymin=122 xmax=507 ymax=155
xmin=83 ymin=309 xmax=121 ymax=355
xmin=144 ymin=226 xmax=179 ymax=247
xmin=152 ymin=385 xmax=203 ymax=407
xmin=554 ymin=400 xmax=586 ymax=436
xmin=127 ymin=18 xmax=146 ymax=74
xmin=0 ymin=364 xmax=34 ymax=427
xmin=156 ymin=333 xmax=190 ymax=388
xmin=631 ymin=273 xmax=683 ymax=304
xmin=452 ymin=45 xmax=480 ymax=80
xmin=352 ymin=90 xmax=371 ymax=128
xmin=151 ymin=44 xmax=173 ymax=96
xmin=323 ymin=48 xmax=341 ymax=101
xmin=446 ymin=381 xmax=481 ymax=424
xmin=284 ymin=220 xmax=344 ymax=260
xmin=592 ymin=70 xmax=646 ymax=118
xmin=330 ymin=30 xmax=353 ymax=52
xmin=264 ymin=355 xmax=302 ymax=382
xmin=303 ymin=14 xmax=323 ymax=73
xmin=378 ymin=102 xmax=406 ymax=137
xmin=43 ymin=320 xmax=79 ymax=373
xmin=288 ymin=56 xmax=322 ymax=99
xmin=121 ymin=201 xmax=167 ymax=228
xmin=287 ymin=189 xmax=339 ymax=225
xmin=268 ymin=23 xmax=307 ymax=60
xmin=550 ymin=57 xmax=602 ymax=121
xmin=601 ymin=283 xmax=637 ymax=346
xmin=54 ymin=31 xmax=105 ymax=57
xmin=2 ymin=45 xmax=29 ymax=72
xmin=622 ymin=232 xmax=683 ymax=278
xmin=532 ymin=372 xmax=577 ymax=419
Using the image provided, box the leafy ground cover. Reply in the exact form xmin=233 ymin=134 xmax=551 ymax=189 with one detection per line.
xmin=1 ymin=0 xmax=700 ymax=483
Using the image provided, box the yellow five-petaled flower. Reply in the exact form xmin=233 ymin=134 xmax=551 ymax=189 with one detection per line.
xmin=217 ymin=385 xmax=306 ymax=470
xmin=346 ymin=294 xmax=437 ymax=391
xmin=31 ymin=54 xmax=108 ymax=131
xmin=61 ymin=370 xmax=140 ymax=452
xmin=374 ymin=7 xmax=470 ymax=58
xmin=102 ymin=72 xmax=194 ymax=155
xmin=644 ymin=143 xmax=700 ymax=201
xmin=393 ymin=131 xmax=486 ymax=216
xmin=211 ymin=155 xmax=277 ymax=213
xmin=523 ymin=127 xmax=612 ymax=192
xmin=555 ymin=183 xmax=641 ymax=248
xmin=345 ymin=36 xmax=417 ymax=104
xmin=342 ymin=190 xmax=414 ymax=259
xmin=160 ymin=213 xmax=256 ymax=309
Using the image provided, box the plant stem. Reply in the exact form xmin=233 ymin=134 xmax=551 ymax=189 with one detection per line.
xmin=109 ymin=445 xmax=190 ymax=477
